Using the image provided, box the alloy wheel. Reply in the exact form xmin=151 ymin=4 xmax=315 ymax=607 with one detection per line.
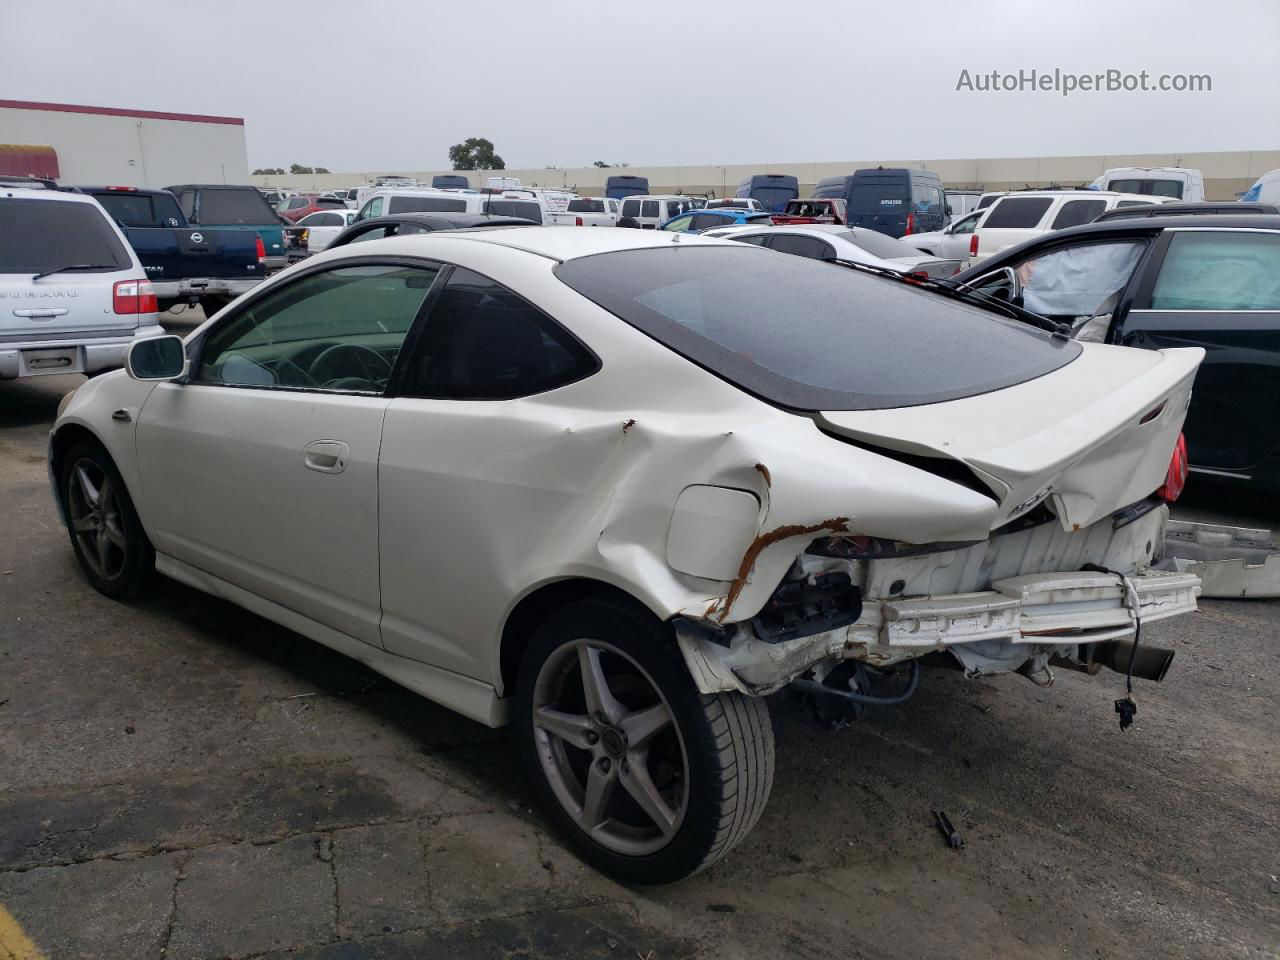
xmin=67 ymin=458 xmax=127 ymax=581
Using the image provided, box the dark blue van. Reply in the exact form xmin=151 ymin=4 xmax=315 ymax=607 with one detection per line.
xmin=605 ymin=175 xmax=650 ymax=201
xmin=845 ymin=168 xmax=947 ymax=238
xmin=431 ymin=175 xmax=470 ymax=189
xmin=735 ymin=174 xmax=799 ymax=212
xmin=813 ymin=174 xmax=854 ymax=200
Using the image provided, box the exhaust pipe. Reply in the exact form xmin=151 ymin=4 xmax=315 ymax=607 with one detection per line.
xmin=1082 ymin=639 xmax=1176 ymax=683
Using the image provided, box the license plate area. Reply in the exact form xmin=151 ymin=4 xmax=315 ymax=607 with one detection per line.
xmin=20 ymin=347 xmax=84 ymax=376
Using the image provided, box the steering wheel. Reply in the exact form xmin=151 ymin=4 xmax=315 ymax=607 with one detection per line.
xmin=308 ymin=343 xmax=393 ymax=389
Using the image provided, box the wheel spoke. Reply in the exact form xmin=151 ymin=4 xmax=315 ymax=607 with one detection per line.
xmin=72 ymin=515 xmax=97 ymax=533
xmin=98 ymin=477 xmax=114 ymax=516
xmin=577 ymin=644 xmax=622 ymax=722
xmin=534 ymin=706 xmax=592 ymax=749
xmin=579 ymin=762 xmax=617 ymax=831
xmin=75 ymin=465 xmax=100 ymax=507
xmin=620 ymin=759 xmax=678 ymax=837
xmin=102 ymin=521 xmax=126 ymax=549
xmin=96 ymin=528 xmax=112 ymax=574
xmin=620 ymin=703 xmax=672 ymax=750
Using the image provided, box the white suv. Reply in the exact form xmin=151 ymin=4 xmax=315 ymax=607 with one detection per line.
xmin=1 ymin=181 xmax=164 ymax=380
xmin=969 ymin=190 xmax=1173 ymax=264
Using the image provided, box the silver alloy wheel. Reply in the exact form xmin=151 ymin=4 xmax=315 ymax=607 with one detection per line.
xmin=67 ymin=458 xmax=127 ymax=581
xmin=531 ymin=639 xmax=689 ymax=856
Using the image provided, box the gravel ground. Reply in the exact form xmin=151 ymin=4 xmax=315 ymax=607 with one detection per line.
xmin=1 ymin=321 xmax=1277 ymax=959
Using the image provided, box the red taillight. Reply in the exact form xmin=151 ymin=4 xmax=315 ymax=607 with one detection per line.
xmin=113 ymin=279 xmax=157 ymax=315
xmin=1157 ymin=433 xmax=1189 ymax=503
xmin=575 ymin=216 xmax=583 ymax=226
xmin=255 ymin=234 xmax=266 ymax=263
xmin=905 ymin=212 xmax=915 ymax=235
xmin=969 ymin=233 xmax=980 ymax=257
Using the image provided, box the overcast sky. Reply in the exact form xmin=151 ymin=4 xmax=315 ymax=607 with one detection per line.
xmin=2 ymin=0 xmax=1277 ymax=171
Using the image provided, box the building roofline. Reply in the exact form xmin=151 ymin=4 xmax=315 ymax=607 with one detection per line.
xmin=0 ymin=99 xmax=244 ymax=126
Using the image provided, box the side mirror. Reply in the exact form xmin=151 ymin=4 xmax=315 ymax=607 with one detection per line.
xmin=126 ymin=335 xmax=187 ymax=381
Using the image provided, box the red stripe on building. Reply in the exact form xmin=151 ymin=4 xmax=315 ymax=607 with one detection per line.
xmin=0 ymin=99 xmax=244 ymax=126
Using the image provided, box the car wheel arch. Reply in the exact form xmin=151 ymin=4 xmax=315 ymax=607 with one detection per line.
xmin=497 ymin=578 xmax=670 ymax=699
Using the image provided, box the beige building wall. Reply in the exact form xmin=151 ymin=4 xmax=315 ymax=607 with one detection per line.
xmin=253 ymin=151 xmax=1280 ymax=201
xmin=0 ymin=101 xmax=250 ymax=188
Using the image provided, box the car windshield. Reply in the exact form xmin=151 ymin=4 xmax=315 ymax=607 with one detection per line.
xmin=567 ymin=199 xmax=606 ymax=213
xmin=90 ymin=191 xmax=184 ymax=227
xmin=198 ymin=189 xmax=278 ymax=224
xmin=554 ymin=247 xmax=1079 ymax=411
xmin=0 ymin=198 xmax=131 ymax=274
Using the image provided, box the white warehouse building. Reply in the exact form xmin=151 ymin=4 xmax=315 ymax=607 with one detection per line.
xmin=0 ymin=99 xmax=249 ymax=188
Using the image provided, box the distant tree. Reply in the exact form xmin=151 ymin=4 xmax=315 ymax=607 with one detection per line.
xmin=593 ymin=160 xmax=611 ymax=168
xmin=289 ymin=164 xmax=314 ymax=175
xmin=252 ymin=167 xmax=285 ymax=175
xmin=315 ymin=167 xmax=330 ymax=174
xmin=448 ymin=138 xmax=505 ymax=171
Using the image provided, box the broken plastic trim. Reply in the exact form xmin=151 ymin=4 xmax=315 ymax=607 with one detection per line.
xmin=791 ymin=659 xmax=921 ymax=706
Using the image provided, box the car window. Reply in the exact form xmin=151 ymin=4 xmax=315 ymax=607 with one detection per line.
xmin=398 ymin=267 xmax=599 ymax=400
xmin=91 ymin=191 xmax=181 ymax=227
xmin=196 ymin=189 xmax=277 ymax=224
xmin=361 ymin=197 xmax=385 ymax=220
xmin=176 ymin=191 xmax=196 ymax=219
xmin=0 ymin=198 xmax=132 ymax=274
xmin=641 ymin=200 xmax=659 ymax=218
xmin=1012 ymin=241 xmax=1146 ymax=318
xmin=1150 ymin=232 xmax=1280 ymax=311
xmin=732 ymin=233 xmax=769 ymax=246
xmin=689 ymin=213 xmax=725 ymax=231
xmin=663 ymin=215 xmax=695 ymax=232
xmin=483 ymin=200 xmax=542 ymax=221
xmin=768 ymin=235 xmax=834 ymax=260
xmin=621 ymin=199 xmax=641 ymax=218
xmin=348 ymin=224 xmax=394 ymax=243
xmin=389 ymin=196 xmax=467 ymax=214
xmin=839 ymin=228 xmax=914 ymax=259
xmin=568 ymin=199 xmax=606 ymax=213
xmin=950 ymin=212 xmax=982 ymax=235
xmin=1116 ymin=200 xmax=1150 ymax=208
xmin=1049 ymin=199 xmax=1107 ymax=230
xmin=982 ymin=197 xmax=1054 ymax=229
xmin=195 ymin=264 xmax=439 ymax=393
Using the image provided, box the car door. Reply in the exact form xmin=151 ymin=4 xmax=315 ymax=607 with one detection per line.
xmin=1119 ymin=228 xmax=1280 ymax=475
xmin=377 ymin=266 xmax=601 ymax=681
xmin=135 ymin=259 xmax=442 ymax=646
xmin=940 ymin=211 xmax=981 ymax=259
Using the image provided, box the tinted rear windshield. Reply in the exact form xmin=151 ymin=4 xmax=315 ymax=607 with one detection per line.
xmin=839 ymin=228 xmax=915 ymax=259
xmin=388 ymin=196 xmax=468 ymax=214
xmin=484 ymin=200 xmax=542 ymax=221
xmin=197 ymin=188 xmax=278 ymax=224
xmin=1107 ymin=178 xmax=1184 ymax=199
xmin=89 ymin=190 xmax=184 ymax=227
xmin=554 ymin=247 xmax=1079 ymax=411
xmin=0 ymin=198 xmax=131 ymax=274
xmin=568 ymin=199 xmax=607 ymax=213
xmin=848 ymin=177 xmax=909 ymax=214
xmin=982 ymin=196 xmax=1053 ymax=228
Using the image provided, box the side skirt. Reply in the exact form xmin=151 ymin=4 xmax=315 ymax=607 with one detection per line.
xmin=155 ymin=552 xmax=509 ymax=727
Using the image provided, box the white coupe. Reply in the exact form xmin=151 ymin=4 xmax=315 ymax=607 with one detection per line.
xmin=50 ymin=227 xmax=1203 ymax=883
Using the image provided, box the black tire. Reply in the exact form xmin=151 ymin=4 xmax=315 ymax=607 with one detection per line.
xmin=516 ymin=596 xmax=774 ymax=884
xmin=59 ymin=438 xmax=154 ymax=600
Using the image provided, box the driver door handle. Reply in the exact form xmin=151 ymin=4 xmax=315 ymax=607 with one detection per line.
xmin=303 ymin=440 xmax=349 ymax=474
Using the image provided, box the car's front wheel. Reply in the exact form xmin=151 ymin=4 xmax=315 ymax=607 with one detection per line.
xmin=516 ymin=596 xmax=774 ymax=884
xmin=60 ymin=439 xmax=154 ymax=599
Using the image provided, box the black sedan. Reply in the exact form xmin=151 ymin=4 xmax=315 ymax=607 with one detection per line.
xmin=328 ymin=212 xmax=537 ymax=249
xmin=954 ymin=215 xmax=1280 ymax=490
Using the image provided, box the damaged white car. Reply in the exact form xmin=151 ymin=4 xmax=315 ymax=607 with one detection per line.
xmin=49 ymin=228 xmax=1202 ymax=884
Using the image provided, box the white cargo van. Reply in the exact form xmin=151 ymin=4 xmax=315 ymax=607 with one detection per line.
xmin=1242 ymin=168 xmax=1280 ymax=205
xmin=618 ymin=195 xmax=698 ymax=229
xmin=1089 ymin=167 xmax=1205 ymax=202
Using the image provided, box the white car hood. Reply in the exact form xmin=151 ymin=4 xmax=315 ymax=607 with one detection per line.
xmin=817 ymin=344 xmax=1204 ymax=531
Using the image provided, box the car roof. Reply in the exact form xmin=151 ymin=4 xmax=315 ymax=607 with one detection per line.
xmin=350 ymin=225 xmax=739 ymax=263
xmin=1 ymin=185 xmax=96 ymax=203
xmin=1094 ymin=201 xmax=1280 ymax=219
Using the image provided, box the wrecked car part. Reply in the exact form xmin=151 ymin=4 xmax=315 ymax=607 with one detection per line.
xmin=791 ymin=659 xmax=920 ymax=708
xmin=749 ymin=570 xmax=862 ymax=643
xmin=933 ymin=810 xmax=964 ymax=850
xmin=1157 ymin=520 xmax=1280 ymax=598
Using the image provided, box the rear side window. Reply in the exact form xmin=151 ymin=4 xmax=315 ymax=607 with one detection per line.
xmin=982 ymin=197 xmax=1053 ymax=228
xmin=197 ymin=189 xmax=277 ymax=224
xmin=388 ymin=196 xmax=467 ymax=214
xmin=621 ymin=199 xmax=641 ymax=218
xmin=768 ymin=235 xmax=833 ymax=260
xmin=1150 ymin=232 xmax=1280 ymax=310
xmin=1109 ymin=178 xmax=1184 ymax=199
xmin=484 ymin=200 xmax=542 ymax=221
xmin=568 ymin=199 xmax=606 ymax=213
xmin=641 ymin=200 xmax=659 ymax=218
xmin=0 ymin=199 xmax=131 ymax=274
xmin=1050 ymin=199 xmax=1107 ymax=229
xmin=399 ymin=268 xmax=598 ymax=399
xmin=690 ymin=213 xmax=726 ymax=231
xmin=841 ymin=228 xmax=915 ymax=259
xmin=976 ymin=194 xmax=999 ymax=210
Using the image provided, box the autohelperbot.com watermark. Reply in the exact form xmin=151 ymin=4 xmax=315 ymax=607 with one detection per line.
xmin=956 ymin=68 xmax=1212 ymax=96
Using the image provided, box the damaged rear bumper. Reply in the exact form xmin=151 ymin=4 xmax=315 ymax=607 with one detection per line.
xmin=1157 ymin=519 xmax=1280 ymax=598
xmin=676 ymin=567 xmax=1200 ymax=696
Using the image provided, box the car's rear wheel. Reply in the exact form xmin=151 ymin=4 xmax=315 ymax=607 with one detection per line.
xmin=60 ymin=439 xmax=154 ymax=599
xmin=516 ymin=596 xmax=774 ymax=884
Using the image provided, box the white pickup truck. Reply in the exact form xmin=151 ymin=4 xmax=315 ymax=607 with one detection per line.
xmin=548 ymin=197 xmax=620 ymax=227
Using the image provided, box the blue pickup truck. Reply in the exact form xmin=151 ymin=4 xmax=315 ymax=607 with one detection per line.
xmin=76 ymin=186 xmax=265 ymax=313
xmin=164 ymin=184 xmax=289 ymax=275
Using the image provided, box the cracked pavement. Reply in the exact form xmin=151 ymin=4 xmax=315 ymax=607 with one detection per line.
xmin=1 ymin=315 xmax=1278 ymax=959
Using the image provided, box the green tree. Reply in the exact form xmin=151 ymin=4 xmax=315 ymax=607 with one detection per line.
xmin=252 ymin=167 xmax=285 ymax=175
xmin=593 ymin=160 xmax=611 ymax=168
xmin=289 ymin=163 xmax=314 ymax=175
xmin=448 ymin=138 xmax=505 ymax=171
